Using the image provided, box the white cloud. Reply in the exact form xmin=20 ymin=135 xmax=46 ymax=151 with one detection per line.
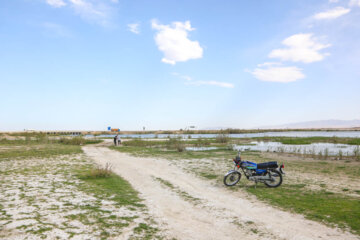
xmin=45 ymin=0 xmax=114 ymax=27
xmin=269 ymin=33 xmax=331 ymax=63
xmin=349 ymin=0 xmax=360 ymax=7
xmin=46 ymin=0 xmax=66 ymax=8
xmin=173 ymin=73 xmax=232 ymax=88
xmin=251 ymin=66 xmax=305 ymax=83
xmin=186 ymin=80 xmax=234 ymax=88
xmin=329 ymin=0 xmax=339 ymax=3
xmin=181 ymin=75 xmax=192 ymax=81
xmin=69 ymin=0 xmax=111 ymax=26
xmin=313 ymin=7 xmax=350 ymax=20
xmin=256 ymin=62 xmax=282 ymax=67
xmin=42 ymin=22 xmax=72 ymax=38
xmin=151 ymin=20 xmax=203 ymax=65
xmin=128 ymin=23 xmax=140 ymax=34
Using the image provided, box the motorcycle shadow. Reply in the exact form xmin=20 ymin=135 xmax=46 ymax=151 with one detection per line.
xmin=224 ymin=181 xmax=269 ymax=190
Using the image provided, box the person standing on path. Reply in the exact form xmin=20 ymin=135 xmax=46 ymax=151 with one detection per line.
xmin=114 ymin=135 xmax=118 ymax=146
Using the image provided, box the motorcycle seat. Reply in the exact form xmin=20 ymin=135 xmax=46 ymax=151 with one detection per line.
xmin=257 ymin=161 xmax=278 ymax=169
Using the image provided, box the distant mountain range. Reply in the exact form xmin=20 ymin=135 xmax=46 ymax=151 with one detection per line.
xmin=259 ymin=119 xmax=360 ymax=129
xmin=202 ymin=119 xmax=360 ymax=130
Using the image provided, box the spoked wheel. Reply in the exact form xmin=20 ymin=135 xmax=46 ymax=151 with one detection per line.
xmin=264 ymin=169 xmax=282 ymax=188
xmin=224 ymin=171 xmax=241 ymax=186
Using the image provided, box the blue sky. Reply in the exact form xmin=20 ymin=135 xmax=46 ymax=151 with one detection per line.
xmin=1 ymin=0 xmax=360 ymax=131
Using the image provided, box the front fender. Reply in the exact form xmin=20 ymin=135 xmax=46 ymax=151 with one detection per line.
xmin=224 ymin=169 xmax=239 ymax=176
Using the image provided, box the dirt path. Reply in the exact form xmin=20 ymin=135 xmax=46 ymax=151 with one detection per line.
xmin=83 ymin=146 xmax=359 ymax=240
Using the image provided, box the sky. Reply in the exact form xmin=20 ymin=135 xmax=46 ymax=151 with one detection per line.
xmin=1 ymin=0 xmax=360 ymax=131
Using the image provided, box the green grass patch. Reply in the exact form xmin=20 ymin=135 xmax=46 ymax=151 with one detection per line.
xmin=199 ymin=172 xmax=218 ymax=180
xmin=243 ymin=152 xmax=360 ymax=179
xmin=110 ymin=145 xmax=235 ymax=160
xmin=0 ymin=136 xmax=103 ymax=160
xmin=77 ymin=169 xmax=144 ymax=208
xmin=245 ymin=184 xmax=360 ymax=235
xmin=133 ymin=223 xmax=160 ymax=240
xmin=0 ymin=144 xmax=82 ymax=160
xmin=58 ymin=137 xmax=102 ymax=145
xmin=0 ymin=136 xmax=102 ymax=146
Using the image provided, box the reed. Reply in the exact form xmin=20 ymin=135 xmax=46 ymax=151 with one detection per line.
xmin=215 ymin=133 xmax=230 ymax=143
xmin=338 ymin=150 xmax=343 ymax=160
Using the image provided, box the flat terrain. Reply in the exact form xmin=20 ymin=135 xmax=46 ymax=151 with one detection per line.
xmin=1 ymin=136 xmax=359 ymax=239
xmin=85 ymin=144 xmax=360 ymax=240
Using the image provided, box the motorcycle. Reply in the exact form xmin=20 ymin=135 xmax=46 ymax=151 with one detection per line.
xmin=224 ymin=150 xmax=285 ymax=188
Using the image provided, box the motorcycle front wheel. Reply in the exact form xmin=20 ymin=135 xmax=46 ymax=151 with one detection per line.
xmin=224 ymin=171 xmax=241 ymax=186
xmin=264 ymin=169 xmax=282 ymax=188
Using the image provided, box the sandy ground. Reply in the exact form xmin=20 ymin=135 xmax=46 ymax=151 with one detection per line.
xmin=0 ymin=153 xmax=155 ymax=239
xmin=83 ymin=145 xmax=359 ymax=240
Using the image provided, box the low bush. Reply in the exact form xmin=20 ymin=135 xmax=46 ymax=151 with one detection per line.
xmin=88 ymin=163 xmax=113 ymax=178
xmin=57 ymin=137 xmax=101 ymax=145
xmin=123 ymin=139 xmax=163 ymax=147
xmin=216 ymin=134 xmax=230 ymax=143
xmin=167 ymin=137 xmax=185 ymax=152
xmin=58 ymin=137 xmax=86 ymax=145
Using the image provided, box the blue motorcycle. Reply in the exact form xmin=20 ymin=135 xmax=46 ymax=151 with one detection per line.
xmin=224 ymin=151 xmax=285 ymax=188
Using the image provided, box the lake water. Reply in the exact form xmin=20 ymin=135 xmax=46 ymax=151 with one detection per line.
xmin=87 ymin=130 xmax=360 ymax=139
xmin=232 ymin=141 xmax=360 ymax=156
xmin=186 ymin=141 xmax=359 ymax=156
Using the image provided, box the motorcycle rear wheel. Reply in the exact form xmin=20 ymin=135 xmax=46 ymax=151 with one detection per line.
xmin=224 ymin=171 xmax=241 ymax=186
xmin=264 ymin=169 xmax=282 ymax=188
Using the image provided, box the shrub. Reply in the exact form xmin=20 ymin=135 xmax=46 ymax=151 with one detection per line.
xmin=353 ymin=146 xmax=360 ymax=161
xmin=338 ymin=150 xmax=343 ymax=160
xmin=324 ymin=148 xmax=329 ymax=159
xmin=123 ymin=139 xmax=148 ymax=147
xmin=194 ymin=137 xmax=210 ymax=147
xmin=58 ymin=137 xmax=86 ymax=145
xmin=167 ymin=137 xmax=185 ymax=152
xmin=215 ymin=133 xmax=230 ymax=143
xmin=89 ymin=163 xmax=113 ymax=178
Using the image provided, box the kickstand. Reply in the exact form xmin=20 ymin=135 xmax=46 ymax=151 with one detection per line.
xmin=255 ymin=181 xmax=257 ymax=189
